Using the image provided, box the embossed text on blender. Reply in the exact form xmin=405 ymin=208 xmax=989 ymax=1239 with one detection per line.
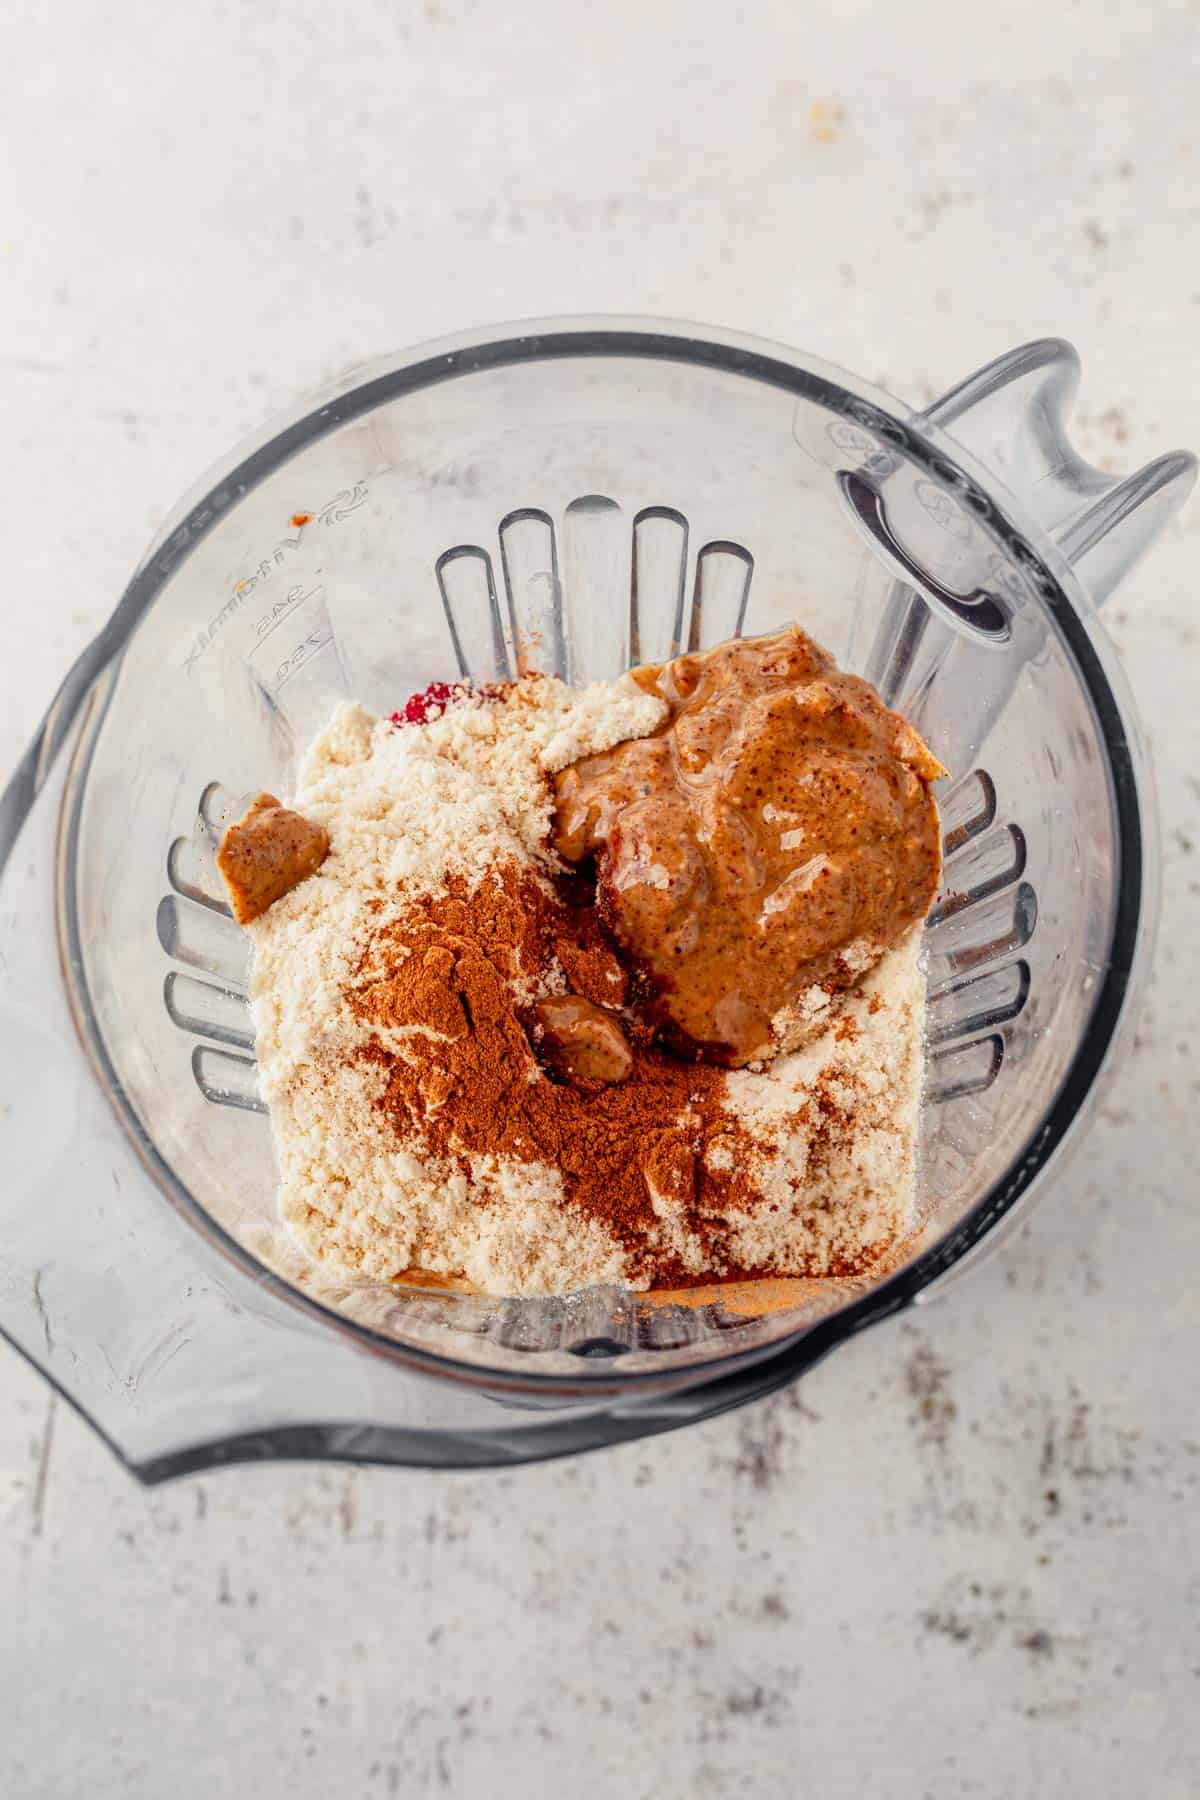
xmin=182 ymin=482 xmax=368 ymax=672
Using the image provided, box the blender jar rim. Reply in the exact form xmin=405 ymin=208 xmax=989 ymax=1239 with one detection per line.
xmin=12 ymin=315 xmax=1152 ymax=1401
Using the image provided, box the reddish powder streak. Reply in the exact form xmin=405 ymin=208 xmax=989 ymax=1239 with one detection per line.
xmin=348 ymin=864 xmax=880 ymax=1287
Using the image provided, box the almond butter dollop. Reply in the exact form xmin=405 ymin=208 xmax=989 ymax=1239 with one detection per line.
xmin=552 ymin=627 xmax=946 ymax=1067
xmin=216 ymin=793 xmax=330 ymax=925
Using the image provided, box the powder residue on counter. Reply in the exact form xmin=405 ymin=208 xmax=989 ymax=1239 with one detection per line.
xmin=244 ymin=672 xmax=929 ymax=1296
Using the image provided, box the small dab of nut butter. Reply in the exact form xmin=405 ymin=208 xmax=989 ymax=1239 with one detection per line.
xmin=553 ymin=627 xmax=946 ymax=1067
xmin=533 ymin=993 xmax=634 ymax=1089
xmin=217 ymin=793 xmax=330 ymax=925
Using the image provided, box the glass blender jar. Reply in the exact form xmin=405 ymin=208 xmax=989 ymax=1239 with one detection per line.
xmin=0 ymin=318 xmax=1192 ymax=1480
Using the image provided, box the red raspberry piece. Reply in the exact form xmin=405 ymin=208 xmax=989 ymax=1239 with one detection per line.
xmin=389 ymin=680 xmax=464 ymax=727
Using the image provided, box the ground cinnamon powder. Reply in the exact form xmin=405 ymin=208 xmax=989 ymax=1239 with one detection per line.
xmin=348 ymin=861 xmax=866 ymax=1287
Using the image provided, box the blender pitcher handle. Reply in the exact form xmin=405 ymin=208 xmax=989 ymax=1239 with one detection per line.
xmin=919 ymin=338 xmax=1196 ymax=605
xmin=0 ymin=636 xmax=116 ymax=875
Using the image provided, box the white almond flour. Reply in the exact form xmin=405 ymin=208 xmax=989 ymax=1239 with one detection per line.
xmin=248 ymin=679 xmax=665 ymax=1293
xmin=247 ymin=679 xmax=928 ymax=1296
xmin=719 ymin=928 xmax=924 ymax=1274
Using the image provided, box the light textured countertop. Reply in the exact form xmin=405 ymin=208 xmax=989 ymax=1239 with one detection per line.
xmin=3 ymin=3 xmax=1198 ymax=1795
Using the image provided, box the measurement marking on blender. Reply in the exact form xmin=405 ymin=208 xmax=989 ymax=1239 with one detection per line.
xmin=265 ymin=623 xmax=336 ymax=693
xmin=181 ymin=480 xmax=370 ymax=673
xmin=250 ymin=584 xmax=324 ymax=648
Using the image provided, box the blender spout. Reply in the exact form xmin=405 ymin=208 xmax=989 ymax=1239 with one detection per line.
xmin=921 ymin=338 xmax=1197 ymax=605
